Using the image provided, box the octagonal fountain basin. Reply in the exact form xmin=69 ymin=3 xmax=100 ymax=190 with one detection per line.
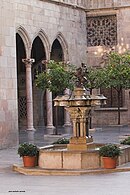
xmin=38 ymin=144 xmax=130 ymax=170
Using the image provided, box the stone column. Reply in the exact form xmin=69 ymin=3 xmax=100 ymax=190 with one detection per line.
xmin=64 ymin=110 xmax=71 ymax=126
xmin=46 ymin=89 xmax=55 ymax=134
xmin=64 ymin=89 xmax=71 ymax=127
xmin=64 ymin=89 xmax=72 ymax=134
xmin=22 ymin=58 xmax=35 ymax=143
xmin=72 ymin=119 xmax=77 ymax=137
xmin=83 ymin=118 xmax=87 ymax=136
xmin=80 ymin=118 xmax=84 ymax=137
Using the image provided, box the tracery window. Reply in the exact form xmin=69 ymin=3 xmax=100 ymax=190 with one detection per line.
xmin=87 ymin=15 xmax=117 ymax=47
xmin=18 ymin=96 xmax=27 ymax=119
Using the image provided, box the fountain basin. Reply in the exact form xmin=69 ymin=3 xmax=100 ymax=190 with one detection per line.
xmin=38 ymin=144 xmax=130 ymax=170
xmin=13 ymin=144 xmax=130 ymax=176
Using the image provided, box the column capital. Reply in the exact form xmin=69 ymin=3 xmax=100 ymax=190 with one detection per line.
xmin=22 ymin=58 xmax=35 ymax=65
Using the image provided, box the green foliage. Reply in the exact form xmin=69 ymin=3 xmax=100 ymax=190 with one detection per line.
xmin=84 ymin=67 xmax=105 ymax=93
xmin=52 ymin=138 xmax=69 ymax=144
xmin=102 ymin=52 xmax=130 ymax=90
xmin=35 ymin=60 xmax=76 ymax=94
xmin=120 ymin=137 xmax=130 ymax=145
xmin=99 ymin=51 xmax=130 ymax=124
xmin=83 ymin=52 xmax=130 ymax=93
xmin=99 ymin=144 xmax=121 ymax=158
xmin=18 ymin=143 xmax=39 ymax=157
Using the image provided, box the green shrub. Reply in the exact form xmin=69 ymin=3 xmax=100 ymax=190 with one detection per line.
xmin=120 ymin=137 xmax=130 ymax=145
xmin=18 ymin=142 xmax=39 ymax=157
xmin=53 ymin=138 xmax=69 ymax=144
xmin=99 ymin=144 xmax=121 ymax=158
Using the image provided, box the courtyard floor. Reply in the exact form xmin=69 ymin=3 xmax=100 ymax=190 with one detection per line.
xmin=1 ymin=125 xmax=130 ymax=195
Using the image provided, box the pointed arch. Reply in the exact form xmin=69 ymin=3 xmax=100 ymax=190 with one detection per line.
xmin=16 ymin=26 xmax=31 ymax=58
xmin=32 ymin=29 xmax=51 ymax=60
xmin=50 ymin=32 xmax=69 ymax=127
xmin=54 ymin=32 xmax=69 ymax=61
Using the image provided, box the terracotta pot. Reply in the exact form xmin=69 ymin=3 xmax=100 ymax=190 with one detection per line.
xmin=102 ymin=157 xmax=117 ymax=169
xmin=22 ymin=156 xmax=37 ymax=167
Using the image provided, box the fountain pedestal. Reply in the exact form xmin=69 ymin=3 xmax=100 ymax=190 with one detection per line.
xmin=67 ymin=137 xmax=93 ymax=150
xmin=54 ymin=87 xmax=106 ymax=151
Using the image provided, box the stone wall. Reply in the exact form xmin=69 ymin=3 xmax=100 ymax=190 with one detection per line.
xmin=86 ymin=4 xmax=130 ymax=126
xmin=15 ymin=0 xmax=87 ymax=65
xmin=40 ymin=0 xmax=130 ymax=9
xmin=0 ymin=0 xmax=88 ymax=148
xmin=85 ymin=0 xmax=130 ymax=9
xmin=39 ymin=0 xmax=87 ymax=8
xmin=0 ymin=1 xmax=18 ymax=148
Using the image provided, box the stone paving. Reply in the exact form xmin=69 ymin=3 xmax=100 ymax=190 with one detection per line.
xmin=19 ymin=125 xmax=130 ymax=146
xmin=1 ymin=125 xmax=130 ymax=194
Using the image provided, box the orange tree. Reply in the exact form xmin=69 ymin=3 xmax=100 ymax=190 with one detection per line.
xmin=35 ymin=60 xmax=75 ymax=94
xmin=35 ymin=60 xmax=75 ymax=134
xmin=83 ymin=67 xmax=105 ymax=128
xmin=101 ymin=51 xmax=130 ymax=125
xmin=84 ymin=66 xmax=105 ymax=94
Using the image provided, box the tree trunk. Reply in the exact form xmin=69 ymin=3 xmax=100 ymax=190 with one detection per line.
xmin=117 ymin=89 xmax=121 ymax=125
xmin=89 ymin=89 xmax=92 ymax=129
xmin=54 ymin=106 xmax=58 ymax=135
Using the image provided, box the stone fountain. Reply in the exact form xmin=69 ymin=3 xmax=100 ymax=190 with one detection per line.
xmin=13 ymin=64 xmax=130 ymax=175
xmin=54 ymin=87 xmax=106 ymax=151
xmin=38 ymin=64 xmax=108 ymax=170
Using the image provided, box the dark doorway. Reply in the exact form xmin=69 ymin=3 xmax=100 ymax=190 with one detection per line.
xmin=51 ymin=39 xmax=64 ymax=127
xmin=31 ymin=37 xmax=47 ymax=129
xmin=51 ymin=39 xmax=63 ymax=61
xmin=16 ymin=33 xmax=26 ymax=130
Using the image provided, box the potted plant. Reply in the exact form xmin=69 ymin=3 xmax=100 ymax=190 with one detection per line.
xmin=52 ymin=138 xmax=69 ymax=144
xmin=120 ymin=137 xmax=130 ymax=145
xmin=18 ymin=142 xmax=39 ymax=167
xmin=99 ymin=144 xmax=121 ymax=169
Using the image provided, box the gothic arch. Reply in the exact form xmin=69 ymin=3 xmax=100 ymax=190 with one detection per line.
xmin=32 ymin=29 xmax=50 ymax=60
xmin=50 ymin=32 xmax=69 ymax=127
xmin=54 ymin=32 xmax=69 ymax=61
xmin=16 ymin=26 xmax=31 ymax=58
